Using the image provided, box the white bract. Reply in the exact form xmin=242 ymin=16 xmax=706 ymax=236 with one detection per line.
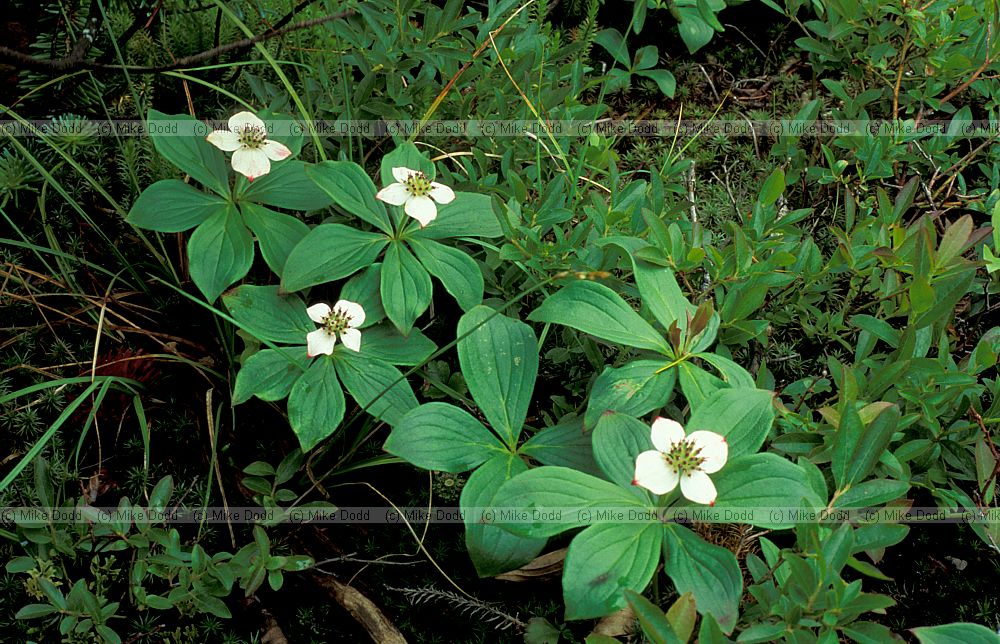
xmin=632 ymin=417 xmax=728 ymax=505
xmin=306 ymin=300 xmax=365 ymax=357
xmin=375 ymin=166 xmax=455 ymax=227
xmin=206 ymin=111 xmax=291 ymax=181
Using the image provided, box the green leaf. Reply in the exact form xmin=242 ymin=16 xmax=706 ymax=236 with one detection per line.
xmin=5 ymin=556 xmax=37 ymax=573
xmin=340 ymin=264 xmax=385 ymax=327
xmin=665 ymin=593 xmax=698 ymax=642
xmin=191 ymin=593 xmax=231 ymax=618
xmin=636 ymin=69 xmax=676 ymax=97
xmin=458 ymin=306 xmax=538 ymax=446
xmin=850 ymin=314 xmax=901 ymax=349
xmin=360 ymin=324 xmax=437 ymax=365
xmin=591 ymin=412 xmax=654 ymax=500
xmin=282 ymin=224 xmax=389 ymax=292
xmin=624 ymin=590 xmax=683 ymax=644
xmin=414 ymin=192 xmax=503 ymax=239
xmin=584 ymin=360 xmax=677 ymax=428
xmin=463 ymin=454 xmax=547 ymax=576
xmin=833 ymin=479 xmax=909 ymax=508
xmin=528 ymin=281 xmax=668 ymax=352
xmin=759 ymin=168 xmax=785 ymax=207
xmin=909 ymin=275 xmax=934 ymax=314
xmin=223 ymin=284 xmax=313 ymax=344
xmin=696 ymin=353 xmax=756 ymax=388
xmin=148 ymin=476 xmax=173 ymax=512
xmin=833 ymin=403 xmax=900 ymax=488
xmin=564 ymin=523 xmax=663 ymax=620
xmin=632 ymin=259 xmax=696 ymax=332
xmin=676 ymin=8 xmax=716 ymax=54
xmin=381 ymin=241 xmax=432 ymax=334
xmin=384 ymin=402 xmax=505 ymax=472
xmin=147 ymin=110 xmax=230 ymax=196
xmin=677 ymin=363 xmax=727 ymax=409
xmin=287 ymin=358 xmax=344 ymax=451
xmin=233 ymin=348 xmax=309 ymax=404
xmin=408 ymin=237 xmax=484 ymax=311
xmin=713 ymin=454 xmax=822 ymax=527
xmin=188 ymin=204 xmax=253 ymax=302
xmin=593 ymin=28 xmax=630 ymax=66
xmin=912 ymin=623 xmax=1000 ymax=644
xmin=686 ymin=388 xmax=774 ymax=459
xmin=241 ymin=203 xmax=309 ymax=276
xmin=306 ymin=161 xmax=392 ymax=232
xmin=15 ymin=603 xmax=58 ymax=619
xmin=935 ymin=215 xmax=974 ymax=268
xmin=521 ymin=417 xmax=601 ymax=477
xmin=243 ymin=161 xmax=334 ymax=211
xmin=381 ymin=141 xmax=435 ymax=184
xmin=913 ymin=269 xmax=975 ymax=329
xmin=493 ymin=466 xmax=645 ymax=538
xmin=335 ymin=353 xmax=418 ymax=426
xmin=663 ymin=524 xmax=741 ymax=633
xmin=127 ymin=180 xmax=229 ymax=232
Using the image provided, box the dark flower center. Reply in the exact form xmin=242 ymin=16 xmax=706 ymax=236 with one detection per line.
xmin=663 ymin=439 xmax=706 ymax=476
xmin=237 ymin=125 xmax=267 ymax=149
xmin=403 ymin=172 xmax=432 ymax=197
xmin=322 ymin=309 xmax=352 ymax=334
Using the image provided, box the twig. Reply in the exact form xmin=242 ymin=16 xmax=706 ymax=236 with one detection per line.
xmin=0 ymin=9 xmax=354 ymax=74
xmin=698 ymin=64 xmax=720 ymax=102
xmin=687 ymin=161 xmax=698 ymax=224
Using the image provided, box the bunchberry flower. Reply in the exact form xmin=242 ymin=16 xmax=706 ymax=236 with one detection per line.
xmin=206 ymin=111 xmax=291 ymax=181
xmin=633 ymin=417 xmax=728 ymax=505
xmin=375 ymin=166 xmax=455 ymax=227
xmin=306 ymin=300 xmax=365 ymax=357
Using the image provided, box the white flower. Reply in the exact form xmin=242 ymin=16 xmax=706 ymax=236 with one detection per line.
xmin=632 ymin=417 xmax=728 ymax=505
xmin=306 ymin=300 xmax=365 ymax=357
xmin=375 ymin=166 xmax=455 ymax=227
xmin=206 ymin=111 xmax=292 ymax=181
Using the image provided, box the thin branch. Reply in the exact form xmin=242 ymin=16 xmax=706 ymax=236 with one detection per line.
xmin=0 ymin=9 xmax=354 ymax=74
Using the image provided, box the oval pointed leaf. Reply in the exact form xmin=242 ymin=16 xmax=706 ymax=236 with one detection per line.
xmin=686 ymin=388 xmax=774 ymax=459
xmin=384 ymin=402 xmax=504 ymax=472
xmin=233 ymin=348 xmax=309 ymax=404
xmin=414 ymin=192 xmax=503 ymax=239
xmin=306 ymin=161 xmax=391 ymax=232
xmin=243 ymin=160 xmax=334 ymax=211
xmin=458 ymin=306 xmax=538 ymax=446
xmin=585 ymin=360 xmax=677 ymax=429
xmin=713 ymin=454 xmax=822 ymax=527
xmin=912 ymin=623 xmax=1000 ymax=644
xmin=223 ymin=285 xmax=313 ymax=344
xmin=127 ymin=180 xmax=229 ymax=232
xmin=493 ymin=466 xmax=644 ymax=538
xmin=148 ymin=110 xmax=230 ymax=196
xmin=381 ymin=241 xmax=432 ymax=334
xmin=528 ymin=281 xmax=667 ymax=352
xmin=241 ymin=203 xmax=309 ymax=277
xmin=462 ymin=454 xmax=547 ymax=577
xmin=188 ymin=204 xmax=253 ymax=302
xmin=288 ymin=358 xmax=344 ymax=452
xmin=564 ymin=523 xmax=663 ymax=620
xmin=360 ymin=324 xmax=437 ymax=365
xmin=592 ymin=412 xmax=654 ymax=501
xmin=335 ymin=353 xmax=418 ymax=426
xmin=663 ymin=524 xmax=742 ymax=633
xmin=282 ymin=224 xmax=389 ymax=292
xmin=408 ymin=237 xmax=484 ymax=311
